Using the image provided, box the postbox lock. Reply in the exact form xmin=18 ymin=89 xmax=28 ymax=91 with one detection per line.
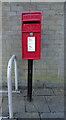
xmin=30 ymin=32 xmax=33 ymax=36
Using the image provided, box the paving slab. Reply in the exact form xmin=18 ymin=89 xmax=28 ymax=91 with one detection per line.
xmin=1 ymin=118 xmax=17 ymax=120
xmin=45 ymin=96 xmax=64 ymax=113
xmin=53 ymin=88 xmax=64 ymax=96
xmin=0 ymin=96 xmax=2 ymax=109
xmin=41 ymin=112 xmax=64 ymax=118
xmin=25 ymin=98 xmax=37 ymax=113
xmin=33 ymin=96 xmax=50 ymax=113
xmin=20 ymin=89 xmax=27 ymax=97
xmin=33 ymin=88 xmax=54 ymax=96
xmin=2 ymin=93 xmax=8 ymax=98
xmin=12 ymin=94 xmax=25 ymax=115
xmin=26 ymin=96 xmax=50 ymax=113
xmin=2 ymin=94 xmax=25 ymax=117
xmin=14 ymin=112 xmax=40 ymax=118
xmin=1 ymin=88 xmax=64 ymax=119
xmin=0 ymin=107 xmax=2 ymax=116
xmin=2 ymin=96 xmax=8 ymax=117
xmin=20 ymin=88 xmax=54 ymax=97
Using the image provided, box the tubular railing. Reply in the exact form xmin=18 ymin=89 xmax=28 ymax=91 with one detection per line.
xmin=7 ymin=55 xmax=18 ymax=118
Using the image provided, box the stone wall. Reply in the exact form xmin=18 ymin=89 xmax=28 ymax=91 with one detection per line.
xmin=2 ymin=2 xmax=64 ymax=88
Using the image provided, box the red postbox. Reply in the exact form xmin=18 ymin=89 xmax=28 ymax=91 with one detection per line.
xmin=21 ymin=12 xmax=41 ymax=59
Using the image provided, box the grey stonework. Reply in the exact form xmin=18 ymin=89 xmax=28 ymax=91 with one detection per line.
xmin=2 ymin=2 xmax=64 ymax=88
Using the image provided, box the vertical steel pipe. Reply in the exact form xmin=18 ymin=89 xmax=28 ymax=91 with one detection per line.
xmin=27 ymin=59 xmax=33 ymax=102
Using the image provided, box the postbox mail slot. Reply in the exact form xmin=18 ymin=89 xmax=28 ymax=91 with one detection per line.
xmin=23 ymin=21 xmax=40 ymax=24
xmin=22 ymin=21 xmax=40 ymax=32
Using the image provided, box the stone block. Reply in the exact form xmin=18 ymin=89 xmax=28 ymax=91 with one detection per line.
xmin=11 ymin=6 xmax=23 ymax=12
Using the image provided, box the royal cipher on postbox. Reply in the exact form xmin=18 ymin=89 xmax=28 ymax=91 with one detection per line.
xmin=21 ymin=12 xmax=41 ymax=59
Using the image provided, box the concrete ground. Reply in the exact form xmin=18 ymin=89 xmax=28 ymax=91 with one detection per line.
xmin=0 ymin=87 xmax=64 ymax=119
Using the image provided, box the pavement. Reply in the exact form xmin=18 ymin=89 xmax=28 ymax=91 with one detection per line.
xmin=0 ymin=87 xmax=64 ymax=119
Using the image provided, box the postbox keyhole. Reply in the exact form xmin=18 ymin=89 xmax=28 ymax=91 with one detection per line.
xmin=30 ymin=32 xmax=33 ymax=36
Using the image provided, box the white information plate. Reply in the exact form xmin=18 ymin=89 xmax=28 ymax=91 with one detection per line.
xmin=28 ymin=37 xmax=35 ymax=52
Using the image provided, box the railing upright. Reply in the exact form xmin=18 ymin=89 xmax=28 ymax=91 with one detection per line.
xmin=7 ymin=55 xmax=18 ymax=118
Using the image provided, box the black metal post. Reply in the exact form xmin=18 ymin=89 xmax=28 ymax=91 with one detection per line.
xmin=27 ymin=59 xmax=33 ymax=102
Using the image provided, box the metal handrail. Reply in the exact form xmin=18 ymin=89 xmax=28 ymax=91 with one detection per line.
xmin=7 ymin=55 xmax=18 ymax=118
